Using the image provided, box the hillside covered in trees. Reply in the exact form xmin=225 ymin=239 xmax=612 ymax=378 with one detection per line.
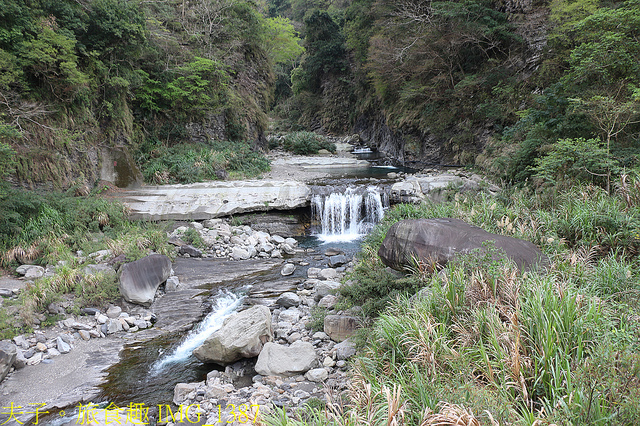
xmin=1 ymin=0 xmax=639 ymax=189
xmin=271 ymin=0 xmax=640 ymax=183
xmin=0 ymin=0 xmax=303 ymax=188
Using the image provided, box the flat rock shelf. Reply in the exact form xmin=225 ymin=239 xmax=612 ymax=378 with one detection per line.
xmin=117 ymin=180 xmax=311 ymax=221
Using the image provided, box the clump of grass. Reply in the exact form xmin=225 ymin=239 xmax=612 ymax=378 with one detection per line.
xmin=307 ymin=306 xmax=329 ymax=333
xmin=340 ymin=247 xmax=422 ymax=317
xmin=333 ymin=176 xmax=640 ymax=425
xmin=19 ymin=265 xmax=120 ymax=326
xmin=0 ymin=303 xmax=31 ymax=340
xmin=278 ymin=132 xmax=336 ymax=155
xmin=138 ymin=140 xmax=270 ymax=184
xmin=1 ymin=189 xmax=133 ymax=266
xmin=0 ymin=188 xmax=173 ymax=336
xmin=182 ymin=228 xmax=206 ymax=248
xmin=104 ymin=223 xmax=173 ymax=261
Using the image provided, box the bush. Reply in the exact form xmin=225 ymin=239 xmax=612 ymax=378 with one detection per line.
xmin=532 ymin=137 xmax=617 ymax=188
xmin=341 ymin=246 xmax=423 ymax=317
xmin=182 ymin=228 xmax=206 ymax=248
xmin=0 ymin=189 xmax=133 ymax=261
xmin=280 ymin=132 xmax=336 ymax=155
xmin=137 ymin=140 xmax=270 ymax=184
xmin=335 ymin=179 xmax=640 ymax=425
xmin=306 ymin=306 xmax=329 ymax=332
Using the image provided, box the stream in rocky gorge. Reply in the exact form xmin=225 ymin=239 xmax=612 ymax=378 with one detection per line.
xmin=92 ymin=163 xmax=399 ymax=415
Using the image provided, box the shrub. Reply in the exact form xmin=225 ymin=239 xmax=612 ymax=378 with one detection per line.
xmin=340 ymin=246 xmax=423 ymax=317
xmin=280 ymin=132 xmax=336 ymax=155
xmin=335 ymin=180 xmax=640 ymax=425
xmin=137 ymin=140 xmax=270 ymax=184
xmin=532 ymin=137 xmax=617 ymax=189
xmin=306 ymin=306 xmax=329 ymax=333
xmin=182 ymin=228 xmax=206 ymax=248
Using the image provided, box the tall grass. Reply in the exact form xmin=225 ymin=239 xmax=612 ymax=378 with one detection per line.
xmin=303 ymin=177 xmax=640 ymax=426
xmin=1 ymin=187 xmax=174 ymax=334
xmin=138 ymin=140 xmax=270 ymax=184
xmin=276 ymin=132 xmax=337 ymax=155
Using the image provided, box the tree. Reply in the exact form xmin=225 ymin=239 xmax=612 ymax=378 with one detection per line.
xmin=19 ymin=19 xmax=89 ymax=102
xmin=82 ymin=0 xmax=146 ymax=58
xmin=532 ymin=137 xmax=616 ymax=188
xmin=571 ymin=88 xmax=640 ymax=193
xmin=264 ymin=16 xmax=304 ymax=65
xmin=292 ymin=10 xmax=346 ymax=94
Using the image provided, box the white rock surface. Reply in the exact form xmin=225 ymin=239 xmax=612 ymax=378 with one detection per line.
xmin=254 ymin=341 xmax=317 ymax=377
xmin=118 ymin=181 xmax=312 ymax=221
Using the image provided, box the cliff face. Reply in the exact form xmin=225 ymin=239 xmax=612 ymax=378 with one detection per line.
xmin=1 ymin=0 xmax=276 ymax=190
xmin=348 ymin=0 xmax=551 ymax=168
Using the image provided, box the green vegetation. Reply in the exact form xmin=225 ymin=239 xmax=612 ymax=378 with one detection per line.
xmin=274 ymin=131 xmax=336 ymax=155
xmin=19 ymin=266 xmax=120 ymax=326
xmin=181 ymin=228 xmax=206 ymax=249
xmin=0 ymin=188 xmax=172 ymax=262
xmin=138 ymin=140 xmax=270 ymax=184
xmin=2 ymin=0 xmax=640 ymax=422
xmin=0 ymin=0 xmax=305 ymax=188
xmin=267 ymin=176 xmax=640 ymax=425
xmin=306 ymin=306 xmax=329 ymax=333
xmin=0 ymin=189 xmax=173 ymax=335
xmin=265 ymin=0 xmax=639 ymax=176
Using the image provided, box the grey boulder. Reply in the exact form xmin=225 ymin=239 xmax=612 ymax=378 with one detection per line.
xmin=254 ymin=341 xmax=317 ymax=377
xmin=328 ymin=254 xmax=349 ymax=267
xmin=280 ymin=263 xmax=296 ymax=276
xmin=179 ymin=245 xmax=203 ymax=258
xmin=276 ymin=292 xmax=301 ymax=308
xmin=334 ymin=339 xmax=357 ymax=360
xmin=0 ymin=341 xmax=17 ymax=382
xmin=193 ymin=305 xmax=272 ymax=365
xmin=119 ymin=254 xmax=172 ymax=306
xmin=379 ymin=218 xmax=548 ymax=272
xmin=324 ymin=315 xmax=359 ymax=342
xmin=315 ymin=281 xmax=340 ymax=301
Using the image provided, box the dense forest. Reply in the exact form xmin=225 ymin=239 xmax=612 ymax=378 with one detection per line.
xmin=271 ymin=0 xmax=640 ymax=183
xmin=0 ymin=0 xmax=301 ymax=188
xmin=1 ymin=0 xmax=639 ymax=188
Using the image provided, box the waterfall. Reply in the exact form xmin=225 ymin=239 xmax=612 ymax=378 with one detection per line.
xmin=311 ymin=186 xmax=388 ymax=242
xmin=151 ymin=289 xmax=243 ymax=373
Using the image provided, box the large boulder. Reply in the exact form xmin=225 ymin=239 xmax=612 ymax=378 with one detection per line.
xmin=119 ymin=254 xmax=172 ymax=306
xmin=0 ymin=340 xmax=17 ymax=383
xmin=379 ymin=218 xmax=548 ymax=272
xmin=193 ymin=305 xmax=272 ymax=365
xmin=254 ymin=341 xmax=317 ymax=377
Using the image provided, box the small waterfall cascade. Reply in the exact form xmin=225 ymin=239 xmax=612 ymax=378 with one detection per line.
xmin=311 ymin=186 xmax=388 ymax=242
xmin=151 ymin=289 xmax=243 ymax=374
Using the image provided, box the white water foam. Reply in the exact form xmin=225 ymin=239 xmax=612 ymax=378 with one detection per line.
xmin=312 ymin=186 xmax=387 ymax=243
xmin=151 ymin=290 xmax=243 ymax=373
xmin=352 ymin=147 xmax=373 ymax=154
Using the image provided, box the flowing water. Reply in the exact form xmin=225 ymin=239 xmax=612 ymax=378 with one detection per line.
xmin=150 ymin=290 xmax=244 ymax=374
xmin=93 ymin=149 xmax=401 ymax=411
xmin=311 ymin=186 xmax=388 ymax=243
xmin=98 ymin=289 xmax=246 ymax=407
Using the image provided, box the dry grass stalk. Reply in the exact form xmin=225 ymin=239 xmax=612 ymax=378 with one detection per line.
xmin=3 ymin=242 xmax=42 ymax=264
xmin=566 ymin=245 xmax=599 ymax=267
xmin=383 ymin=384 xmax=406 ymax=426
xmin=419 ymin=402 xmax=481 ymax=426
xmin=617 ymin=173 xmax=640 ymax=210
xmin=328 ymin=373 xmax=409 ymax=426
